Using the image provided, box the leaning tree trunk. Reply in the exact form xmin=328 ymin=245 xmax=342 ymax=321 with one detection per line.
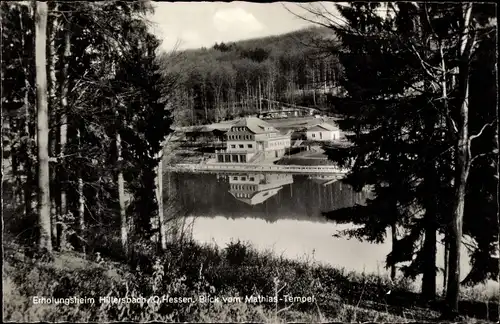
xmin=156 ymin=143 xmax=167 ymax=251
xmin=35 ymin=1 xmax=52 ymax=252
xmin=116 ymin=132 xmax=128 ymax=255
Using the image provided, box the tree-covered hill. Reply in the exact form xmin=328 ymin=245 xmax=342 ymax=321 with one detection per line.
xmin=158 ymin=26 xmax=344 ymax=126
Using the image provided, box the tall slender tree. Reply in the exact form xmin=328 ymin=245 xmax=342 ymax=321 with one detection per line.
xmin=35 ymin=0 xmax=52 ymax=252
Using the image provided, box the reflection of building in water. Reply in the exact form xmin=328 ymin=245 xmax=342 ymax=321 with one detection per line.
xmin=228 ymin=173 xmax=294 ymax=205
xmin=308 ymin=174 xmax=342 ymax=187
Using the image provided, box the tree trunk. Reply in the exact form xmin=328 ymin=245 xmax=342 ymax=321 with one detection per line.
xmin=77 ymin=128 xmax=85 ymax=257
xmin=156 ymin=146 xmax=166 ymax=251
xmin=190 ymin=88 xmax=195 ymax=125
xmin=422 ymin=110 xmax=438 ymax=301
xmin=443 ymin=238 xmax=449 ymax=296
xmin=422 ymin=213 xmax=437 ymax=300
xmin=59 ymin=20 xmax=71 ymax=250
xmin=444 ymin=4 xmax=474 ymax=317
xmin=496 ymin=70 xmax=500 ymax=323
xmin=446 ymin=147 xmax=467 ymax=316
xmin=202 ymin=81 xmax=208 ymax=123
xmin=312 ymin=66 xmax=317 ymax=106
xmin=35 ymin=1 xmax=52 ymax=252
xmin=390 ymin=222 xmax=397 ymax=281
xmin=258 ymin=77 xmax=262 ymax=113
xmin=267 ymin=77 xmax=272 ymax=110
xmin=48 ymin=2 xmax=59 ymax=249
xmin=117 ymin=132 xmax=128 ymax=255
xmin=20 ymin=5 xmax=34 ymax=219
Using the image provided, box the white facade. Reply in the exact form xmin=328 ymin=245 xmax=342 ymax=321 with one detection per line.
xmin=217 ymin=117 xmax=291 ymax=163
xmin=306 ymin=124 xmax=340 ymax=141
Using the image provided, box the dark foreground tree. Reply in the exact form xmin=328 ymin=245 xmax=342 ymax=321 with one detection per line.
xmin=296 ymin=2 xmax=497 ymax=318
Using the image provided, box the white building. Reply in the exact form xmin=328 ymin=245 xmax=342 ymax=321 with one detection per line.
xmin=228 ymin=173 xmax=294 ymax=205
xmin=306 ymin=122 xmax=340 ymax=141
xmin=216 ymin=117 xmax=291 ymax=163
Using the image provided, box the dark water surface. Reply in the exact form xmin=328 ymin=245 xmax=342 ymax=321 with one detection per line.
xmin=165 ymin=171 xmax=481 ymax=290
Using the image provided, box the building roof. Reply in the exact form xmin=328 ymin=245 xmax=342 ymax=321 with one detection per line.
xmin=184 ymin=125 xmax=212 ymax=134
xmin=307 ymin=122 xmax=339 ymax=131
xmin=232 ymin=117 xmax=277 ymax=134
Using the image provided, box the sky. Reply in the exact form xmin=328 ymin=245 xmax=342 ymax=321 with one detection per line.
xmin=149 ymin=2 xmax=340 ymax=52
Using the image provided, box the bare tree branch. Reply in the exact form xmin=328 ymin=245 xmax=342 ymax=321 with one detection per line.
xmin=469 ymin=121 xmax=495 ymax=142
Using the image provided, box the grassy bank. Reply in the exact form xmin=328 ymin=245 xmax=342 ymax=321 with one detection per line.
xmin=3 ymin=240 xmax=497 ymax=322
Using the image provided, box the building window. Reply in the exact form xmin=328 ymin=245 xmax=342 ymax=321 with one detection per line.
xmin=248 ymin=144 xmax=253 ymax=148
xmin=312 ymin=133 xmax=315 ymax=138
xmin=232 ymin=155 xmax=239 ymax=162
xmin=249 ymin=177 xmax=254 ymax=181
xmin=242 ymin=177 xmax=246 ymax=181
xmin=224 ymin=155 xmax=231 ymax=162
xmin=239 ymin=144 xmax=244 ymax=148
xmin=233 ymin=176 xmax=237 ymax=180
xmin=231 ymin=144 xmax=236 ymax=148
xmin=240 ymin=155 xmax=247 ymax=162
xmin=218 ymin=155 xmax=224 ymax=163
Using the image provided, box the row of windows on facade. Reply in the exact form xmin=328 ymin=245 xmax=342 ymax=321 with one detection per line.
xmin=217 ymin=154 xmax=247 ymax=162
xmin=229 ymin=141 xmax=288 ymax=149
xmin=233 ymin=176 xmax=255 ymax=181
xmin=234 ymin=191 xmax=270 ymax=198
xmin=230 ymin=144 xmax=253 ymax=149
xmin=228 ymin=133 xmax=275 ymax=140
xmin=228 ymin=134 xmax=253 ymax=140
xmin=234 ymin=192 xmax=252 ymax=198
xmin=231 ymin=184 xmax=258 ymax=190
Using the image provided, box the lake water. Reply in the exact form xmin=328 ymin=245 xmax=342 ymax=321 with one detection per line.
xmin=164 ymin=171 xmax=486 ymax=291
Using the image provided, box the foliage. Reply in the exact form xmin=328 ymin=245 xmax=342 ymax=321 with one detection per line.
xmin=317 ymin=2 xmax=498 ymax=300
xmin=1 ymin=1 xmax=174 ymax=254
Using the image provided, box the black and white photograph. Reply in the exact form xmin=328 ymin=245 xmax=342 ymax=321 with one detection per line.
xmin=1 ymin=1 xmax=498 ymax=322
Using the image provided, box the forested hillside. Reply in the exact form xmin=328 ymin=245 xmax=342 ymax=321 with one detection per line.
xmin=158 ymin=26 xmax=344 ymax=126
